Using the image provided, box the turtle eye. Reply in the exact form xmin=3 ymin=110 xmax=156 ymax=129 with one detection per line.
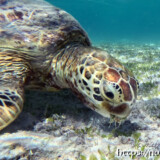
xmin=103 ymin=83 xmax=115 ymax=100
xmin=105 ymin=91 xmax=114 ymax=99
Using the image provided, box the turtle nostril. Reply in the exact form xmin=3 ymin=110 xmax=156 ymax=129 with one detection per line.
xmin=105 ymin=91 xmax=114 ymax=99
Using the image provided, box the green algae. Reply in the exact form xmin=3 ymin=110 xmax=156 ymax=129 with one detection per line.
xmin=107 ymin=145 xmax=118 ymax=160
xmin=98 ymin=149 xmax=107 ymax=160
xmin=132 ymin=132 xmax=141 ymax=149
xmin=89 ymin=154 xmax=98 ymax=160
xmin=80 ymin=155 xmax=87 ymax=160
xmin=101 ymin=133 xmax=114 ymax=139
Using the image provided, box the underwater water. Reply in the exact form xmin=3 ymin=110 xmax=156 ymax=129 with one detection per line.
xmin=47 ymin=0 xmax=160 ymax=44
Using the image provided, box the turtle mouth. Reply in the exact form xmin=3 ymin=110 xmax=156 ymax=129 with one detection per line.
xmin=110 ymin=114 xmax=126 ymax=123
xmin=102 ymin=101 xmax=130 ymax=115
xmin=101 ymin=101 xmax=132 ymax=122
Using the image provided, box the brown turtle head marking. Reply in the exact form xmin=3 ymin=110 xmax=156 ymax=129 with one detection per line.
xmin=69 ymin=48 xmax=139 ymax=122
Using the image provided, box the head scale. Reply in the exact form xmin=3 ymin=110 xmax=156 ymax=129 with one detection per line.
xmin=69 ymin=48 xmax=138 ymax=122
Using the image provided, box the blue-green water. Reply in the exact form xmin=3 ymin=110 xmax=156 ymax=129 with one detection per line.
xmin=47 ymin=0 xmax=160 ymax=44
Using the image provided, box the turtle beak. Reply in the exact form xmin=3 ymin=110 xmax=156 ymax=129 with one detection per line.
xmin=101 ymin=101 xmax=132 ymax=120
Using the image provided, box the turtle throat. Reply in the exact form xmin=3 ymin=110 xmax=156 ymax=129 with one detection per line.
xmin=51 ymin=44 xmax=90 ymax=89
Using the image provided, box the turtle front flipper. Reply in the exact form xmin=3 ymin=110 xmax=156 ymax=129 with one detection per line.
xmin=0 ymin=89 xmax=23 ymax=131
xmin=0 ymin=51 xmax=31 ymax=131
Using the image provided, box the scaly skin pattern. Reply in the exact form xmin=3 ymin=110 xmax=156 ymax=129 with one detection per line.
xmin=51 ymin=44 xmax=138 ymax=122
xmin=0 ymin=0 xmax=90 ymax=130
xmin=0 ymin=0 xmax=138 ymax=131
xmin=0 ymin=50 xmax=31 ymax=130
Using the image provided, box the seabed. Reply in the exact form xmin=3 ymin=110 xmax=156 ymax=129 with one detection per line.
xmin=1 ymin=42 xmax=160 ymax=160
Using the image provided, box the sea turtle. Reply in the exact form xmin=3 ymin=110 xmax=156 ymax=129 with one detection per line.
xmin=0 ymin=0 xmax=138 ymax=131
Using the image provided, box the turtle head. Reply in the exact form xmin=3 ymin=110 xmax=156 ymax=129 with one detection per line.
xmin=68 ymin=47 xmax=139 ymax=122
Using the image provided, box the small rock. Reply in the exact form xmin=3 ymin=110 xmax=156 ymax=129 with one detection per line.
xmin=54 ymin=130 xmax=62 ymax=137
